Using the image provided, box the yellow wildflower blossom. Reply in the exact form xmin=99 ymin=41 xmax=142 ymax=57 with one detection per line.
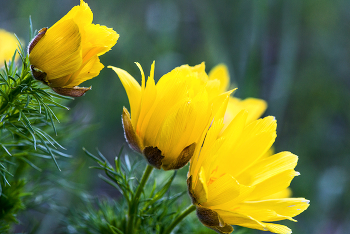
xmin=0 ymin=29 xmax=19 ymax=67
xmin=109 ymin=62 xmax=231 ymax=170
xmin=28 ymin=0 xmax=119 ymax=97
xmin=187 ymin=105 xmax=309 ymax=233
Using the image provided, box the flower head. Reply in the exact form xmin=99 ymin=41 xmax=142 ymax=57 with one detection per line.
xmin=187 ymin=105 xmax=309 ymax=233
xmin=0 ymin=29 xmax=19 ymax=67
xmin=28 ymin=0 xmax=119 ymax=97
xmin=109 ymin=62 xmax=231 ymax=170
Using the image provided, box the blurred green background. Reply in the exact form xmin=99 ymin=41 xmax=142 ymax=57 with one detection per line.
xmin=1 ymin=0 xmax=350 ymax=233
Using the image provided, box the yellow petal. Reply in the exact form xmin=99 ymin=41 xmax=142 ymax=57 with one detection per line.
xmin=224 ymin=203 xmax=297 ymax=223
xmin=216 ymin=210 xmax=268 ymax=231
xmin=189 ymin=119 xmax=213 ymax=185
xmin=205 ymin=79 xmax=221 ymax=97
xmin=220 ymin=109 xmax=248 ymax=139
xmin=262 ymin=188 xmax=292 ymax=199
xmin=260 ymin=146 xmax=275 ymax=159
xmin=172 ymin=90 xmax=211 ymax=156
xmin=241 ymin=198 xmax=310 ymax=222
xmin=193 ymin=167 xmax=209 ymax=204
xmin=157 ymin=90 xmax=211 ymax=165
xmin=136 ymin=63 xmax=157 ymax=139
xmin=55 ymin=0 xmax=93 ymax=29
xmin=157 ymin=98 xmax=196 ymax=164
xmin=218 ymin=116 xmax=277 ymax=178
xmin=225 ymin=97 xmax=267 ymax=126
xmin=145 ymin=75 xmax=198 ymax=147
xmin=203 ymin=109 xmax=248 ymax=181
xmin=210 ymin=90 xmax=235 ymax=122
xmin=217 ymin=210 xmax=293 ymax=234
xmin=204 ymin=174 xmax=240 ymax=207
xmin=156 ymin=64 xmax=205 ymax=96
xmin=208 ymin=64 xmax=230 ymax=93
xmin=216 ymin=110 xmax=248 ymax=157
xmin=243 ymin=98 xmax=268 ymax=123
xmin=108 ymin=66 xmax=141 ymax=127
xmin=236 ymin=152 xmax=298 ymax=186
xmin=155 ymin=64 xmax=189 ymax=91
xmin=240 ymin=116 xmax=277 ymax=140
xmin=62 ymin=55 xmax=104 ymax=87
xmin=135 ymin=62 xmax=145 ymax=91
xmin=82 ymin=24 xmax=119 ymax=57
xmin=247 ymin=169 xmax=298 ymax=200
xmin=149 ymin=60 xmax=155 ymax=81
xmin=209 ymin=182 xmax=255 ymax=210
xmin=135 ymin=61 xmax=153 ymax=135
xmin=229 ymin=206 xmax=283 ymax=223
xmin=29 ymin=19 xmax=82 ymax=80
xmin=63 ymin=23 xmax=117 ymax=87
xmin=190 ymin=93 xmax=229 ymax=185
xmin=191 ymin=62 xmax=207 ymax=77
xmin=264 ymin=223 xmax=292 ymax=234
xmin=187 ymin=97 xmax=212 ymax=142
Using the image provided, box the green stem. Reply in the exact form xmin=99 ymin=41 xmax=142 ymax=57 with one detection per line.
xmin=127 ymin=164 xmax=153 ymax=234
xmin=163 ymin=204 xmax=196 ymax=234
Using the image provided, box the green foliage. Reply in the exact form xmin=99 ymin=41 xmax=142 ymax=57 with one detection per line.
xmin=0 ymin=40 xmax=71 ymax=182
xmin=65 ymin=198 xmax=124 ymax=234
xmin=72 ymin=148 xmax=188 ymax=234
xmin=0 ymin=34 xmax=73 ymax=231
xmin=0 ymin=180 xmax=26 ymax=233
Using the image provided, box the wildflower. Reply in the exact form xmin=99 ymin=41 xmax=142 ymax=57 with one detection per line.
xmin=109 ymin=62 xmax=231 ymax=170
xmin=187 ymin=106 xmax=309 ymax=233
xmin=0 ymin=29 xmax=19 ymax=67
xmin=28 ymin=0 xmax=119 ymax=97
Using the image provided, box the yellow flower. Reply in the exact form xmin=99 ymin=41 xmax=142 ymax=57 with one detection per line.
xmin=187 ymin=106 xmax=309 ymax=233
xmin=28 ymin=0 xmax=119 ymax=97
xmin=0 ymin=29 xmax=19 ymax=67
xmin=109 ymin=62 xmax=231 ymax=170
xmin=208 ymin=64 xmax=267 ymax=132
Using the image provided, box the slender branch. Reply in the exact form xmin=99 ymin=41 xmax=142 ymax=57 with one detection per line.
xmin=163 ymin=204 xmax=196 ymax=234
xmin=127 ymin=164 xmax=153 ymax=233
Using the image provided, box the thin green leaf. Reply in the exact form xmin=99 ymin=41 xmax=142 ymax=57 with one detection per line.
xmin=18 ymin=157 xmax=42 ymax=171
xmin=0 ymin=143 xmax=12 ymax=156
xmin=36 ymin=133 xmax=60 ymax=171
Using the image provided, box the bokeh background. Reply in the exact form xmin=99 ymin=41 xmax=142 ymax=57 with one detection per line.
xmin=1 ymin=0 xmax=350 ymax=233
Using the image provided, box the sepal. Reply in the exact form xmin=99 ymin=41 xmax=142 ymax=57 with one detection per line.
xmin=196 ymin=206 xmax=233 ymax=234
xmin=162 ymin=142 xmax=196 ymax=170
xmin=30 ymin=65 xmax=47 ymax=83
xmin=122 ymin=107 xmax=143 ymax=153
xmin=28 ymin=27 xmax=48 ymax=54
xmin=51 ymin=86 xmax=91 ymax=97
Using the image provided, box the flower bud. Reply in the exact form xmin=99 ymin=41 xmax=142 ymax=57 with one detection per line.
xmin=28 ymin=0 xmax=119 ymax=97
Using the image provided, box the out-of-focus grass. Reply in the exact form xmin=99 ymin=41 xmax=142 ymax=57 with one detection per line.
xmin=1 ymin=0 xmax=350 ymax=233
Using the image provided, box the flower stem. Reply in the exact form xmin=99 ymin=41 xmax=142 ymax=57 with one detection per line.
xmin=163 ymin=204 xmax=196 ymax=234
xmin=127 ymin=164 xmax=153 ymax=234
